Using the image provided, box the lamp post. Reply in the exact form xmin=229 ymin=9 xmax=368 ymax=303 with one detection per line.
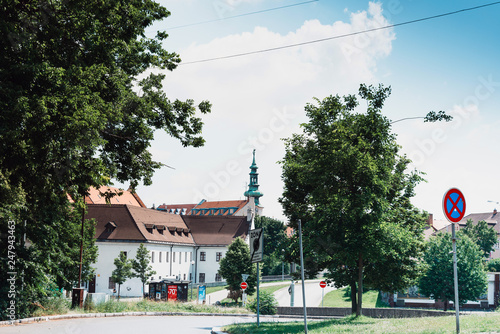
xmin=282 ymin=248 xmax=285 ymax=281
xmin=191 ymin=261 xmax=195 ymax=301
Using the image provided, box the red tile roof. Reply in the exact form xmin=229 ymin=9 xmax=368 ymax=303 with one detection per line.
xmin=182 ymin=215 xmax=250 ymax=246
xmin=88 ymin=204 xmax=194 ymax=245
xmin=85 ymin=186 xmax=146 ymax=207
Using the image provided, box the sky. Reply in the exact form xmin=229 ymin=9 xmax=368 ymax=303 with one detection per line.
xmin=124 ymin=0 xmax=500 ymax=222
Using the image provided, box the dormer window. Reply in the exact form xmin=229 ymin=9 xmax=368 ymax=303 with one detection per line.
xmin=144 ymin=223 xmax=155 ymax=234
xmin=105 ymin=221 xmax=117 ymax=233
xmin=157 ymin=225 xmax=165 ymax=235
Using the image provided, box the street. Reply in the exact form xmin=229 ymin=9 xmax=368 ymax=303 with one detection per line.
xmin=273 ymin=280 xmax=337 ymax=307
xmin=1 ymin=315 xmax=303 ymax=334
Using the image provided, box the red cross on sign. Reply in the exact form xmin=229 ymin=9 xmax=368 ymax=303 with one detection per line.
xmin=443 ymin=188 xmax=466 ymax=223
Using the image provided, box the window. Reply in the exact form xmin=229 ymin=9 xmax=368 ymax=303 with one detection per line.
xmin=179 ymin=252 xmax=182 ymax=264
xmin=150 ymin=276 xmax=154 ymax=281
xmin=190 ymin=252 xmax=192 ymax=262
xmin=151 ymin=251 xmax=155 ymax=263
xmin=166 ymin=252 xmax=169 ymax=263
xmin=189 ymin=273 xmax=192 ymax=281
xmin=216 ymin=252 xmax=222 ymax=262
xmin=183 ymin=274 xmax=186 ymax=280
xmin=185 ymin=252 xmax=188 ymax=262
xmin=199 ymin=273 xmax=205 ymax=283
xmin=215 ymin=273 xmax=222 ymax=282
xmin=173 ymin=252 xmax=176 ymax=263
xmin=108 ymin=277 xmax=116 ymax=289
xmin=159 ymin=276 xmax=162 ymax=280
xmin=159 ymin=252 xmax=162 ymax=263
xmin=121 ymin=251 xmax=127 ymax=258
xmin=200 ymin=252 xmax=206 ymax=261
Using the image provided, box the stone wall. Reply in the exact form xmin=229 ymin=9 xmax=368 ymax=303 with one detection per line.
xmin=277 ymin=307 xmax=450 ymax=318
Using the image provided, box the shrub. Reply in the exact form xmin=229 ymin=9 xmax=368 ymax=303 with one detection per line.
xmin=246 ymin=291 xmax=278 ymax=315
xmin=486 ymin=258 xmax=500 ymax=272
xmin=31 ymin=296 xmax=70 ymax=317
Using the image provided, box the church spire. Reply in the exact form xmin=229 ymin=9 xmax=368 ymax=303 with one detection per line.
xmin=244 ymin=149 xmax=263 ymax=206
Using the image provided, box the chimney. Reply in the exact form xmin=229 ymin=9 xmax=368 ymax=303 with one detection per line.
xmin=427 ymin=213 xmax=433 ymax=228
xmin=494 ymin=209 xmax=497 ymax=216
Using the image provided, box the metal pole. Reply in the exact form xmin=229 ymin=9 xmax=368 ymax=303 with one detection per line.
xmin=322 ymin=287 xmax=324 ymax=307
xmin=257 ymin=261 xmax=260 ymax=327
xmin=78 ymin=205 xmax=85 ymax=288
xmin=298 ymin=219 xmax=308 ymax=334
xmin=452 ymin=222 xmax=460 ymax=333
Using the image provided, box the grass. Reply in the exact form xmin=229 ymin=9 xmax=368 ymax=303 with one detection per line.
xmin=322 ymin=287 xmax=388 ymax=308
xmin=223 ymin=313 xmax=500 ymax=334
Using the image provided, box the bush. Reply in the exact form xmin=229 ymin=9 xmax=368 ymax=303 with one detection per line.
xmin=486 ymin=258 xmax=500 ymax=272
xmin=31 ymin=296 xmax=70 ymax=317
xmin=246 ymin=291 xmax=278 ymax=315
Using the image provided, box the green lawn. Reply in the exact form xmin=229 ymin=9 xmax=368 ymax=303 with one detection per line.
xmin=322 ymin=287 xmax=388 ymax=308
xmin=223 ymin=313 xmax=500 ymax=334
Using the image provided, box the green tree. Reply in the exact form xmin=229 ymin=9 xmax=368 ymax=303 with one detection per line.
xmin=254 ymin=216 xmax=288 ymax=276
xmin=132 ymin=244 xmax=156 ymax=298
xmin=111 ymin=252 xmax=133 ymax=300
xmin=486 ymin=258 xmax=500 ymax=272
xmin=218 ymin=237 xmax=257 ymax=302
xmin=462 ymin=220 xmax=498 ymax=258
xmin=0 ymin=0 xmax=210 ymax=319
xmin=279 ymin=84 xmax=432 ymax=316
xmin=418 ymin=232 xmax=487 ymax=311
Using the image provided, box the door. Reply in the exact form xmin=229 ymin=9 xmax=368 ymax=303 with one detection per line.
xmin=88 ymin=275 xmax=96 ymax=293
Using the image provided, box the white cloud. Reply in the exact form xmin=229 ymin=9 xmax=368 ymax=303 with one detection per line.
xmin=141 ymin=2 xmax=397 ymax=220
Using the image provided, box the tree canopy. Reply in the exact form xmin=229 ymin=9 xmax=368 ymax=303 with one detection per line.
xmin=461 ymin=220 xmax=498 ymax=258
xmin=0 ymin=0 xmax=210 ymax=319
xmin=254 ymin=216 xmax=288 ymax=276
xmin=112 ymin=252 xmax=133 ymax=300
xmin=218 ymin=237 xmax=257 ymax=302
xmin=279 ymin=84 xmax=429 ymax=316
xmin=132 ymin=244 xmax=156 ymax=297
xmin=418 ymin=232 xmax=487 ymax=311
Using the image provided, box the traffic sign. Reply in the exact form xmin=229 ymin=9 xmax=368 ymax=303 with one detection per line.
xmin=241 ymin=282 xmax=248 ymax=290
xmin=319 ymin=281 xmax=327 ymax=288
xmin=250 ymin=228 xmax=264 ymax=263
xmin=242 ymin=274 xmax=249 ymax=282
xmin=443 ymin=188 xmax=466 ymax=222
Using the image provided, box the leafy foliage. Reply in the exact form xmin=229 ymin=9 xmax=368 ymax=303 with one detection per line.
xmin=132 ymin=244 xmax=156 ymax=297
xmin=218 ymin=237 xmax=257 ymax=302
xmin=254 ymin=216 xmax=288 ymax=276
xmin=418 ymin=232 xmax=487 ymax=310
xmin=279 ymin=84 xmax=428 ymax=316
xmin=112 ymin=252 xmax=133 ymax=300
xmin=246 ymin=290 xmax=278 ymax=315
xmin=461 ymin=220 xmax=498 ymax=258
xmin=486 ymin=258 xmax=500 ymax=272
xmin=0 ymin=0 xmax=210 ymax=319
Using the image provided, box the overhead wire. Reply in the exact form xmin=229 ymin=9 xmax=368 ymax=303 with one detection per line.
xmin=166 ymin=0 xmax=319 ymax=30
xmin=179 ymin=1 xmax=500 ymax=66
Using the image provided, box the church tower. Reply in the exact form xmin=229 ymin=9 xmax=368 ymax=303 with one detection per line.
xmin=244 ymin=149 xmax=263 ymax=206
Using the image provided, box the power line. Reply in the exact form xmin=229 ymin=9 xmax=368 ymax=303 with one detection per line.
xmin=166 ymin=0 xmax=319 ymax=30
xmin=179 ymin=1 xmax=500 ymax=66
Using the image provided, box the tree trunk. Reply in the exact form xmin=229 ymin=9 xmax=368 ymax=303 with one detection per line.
xmin=118 ymin=284 xmax=121 ymax=300
xmin=142 ymin=283 xmax=145 ymax=298
xmin=444 ymin=299 xmax=448 ymax=311
xmin=356 ymin=253 xmax=363 ymax=317
xmin=350 ymin=281 xmax=357 ymax=315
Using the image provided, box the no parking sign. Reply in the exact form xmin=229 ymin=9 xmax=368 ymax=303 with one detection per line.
xmin=443 ymin=188 xmax=466 ymax=222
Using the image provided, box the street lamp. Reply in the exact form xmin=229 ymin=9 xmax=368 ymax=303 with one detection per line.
xmin=281 ymin=249 xmax=285 ymax=281
xmin=190 ymin=261 xmax=195 ymax=301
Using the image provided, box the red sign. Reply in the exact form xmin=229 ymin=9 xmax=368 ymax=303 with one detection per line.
xmin=443 ymin=188 xmax=466 ymax=223
xmin=240 ymin=282 xmax=248 ymax=290
xmin=319 ymin=281 xmax=327 ymax=288
xmin=168 ymin=285 xmax=177 ymax=301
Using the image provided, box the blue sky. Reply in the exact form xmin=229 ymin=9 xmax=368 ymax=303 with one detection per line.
xmin=127 ymin=0 xmax=500 ymax=222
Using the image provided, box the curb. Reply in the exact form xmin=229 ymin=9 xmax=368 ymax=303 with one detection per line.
xmin=0 ymin=311 xmax=255 ymax=327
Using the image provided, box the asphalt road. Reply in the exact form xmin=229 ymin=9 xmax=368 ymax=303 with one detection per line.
xmin=274 ymin=280 xmax=337 ymax=307
xmin=1 ymin=315 xmax=302 ymax=334
xmin=205 ymin=280 xmax=337 ymax=308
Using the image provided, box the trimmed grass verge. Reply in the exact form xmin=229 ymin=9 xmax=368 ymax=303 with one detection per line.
xmin=223 ymin=313 xmax=500 ymax=334
xmin=322 ymin=287 xmax=388 ymax=308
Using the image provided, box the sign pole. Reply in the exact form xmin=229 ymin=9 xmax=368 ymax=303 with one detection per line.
xmin=298 ymin=219 xmax=308 ymax=334
xmin=452 ymin=222 xmax=460 ymax=333
xmin=257 ymin=262 xmax=260 ymax=327
xmin=443 ymin=188 xmax=465 ymax=334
